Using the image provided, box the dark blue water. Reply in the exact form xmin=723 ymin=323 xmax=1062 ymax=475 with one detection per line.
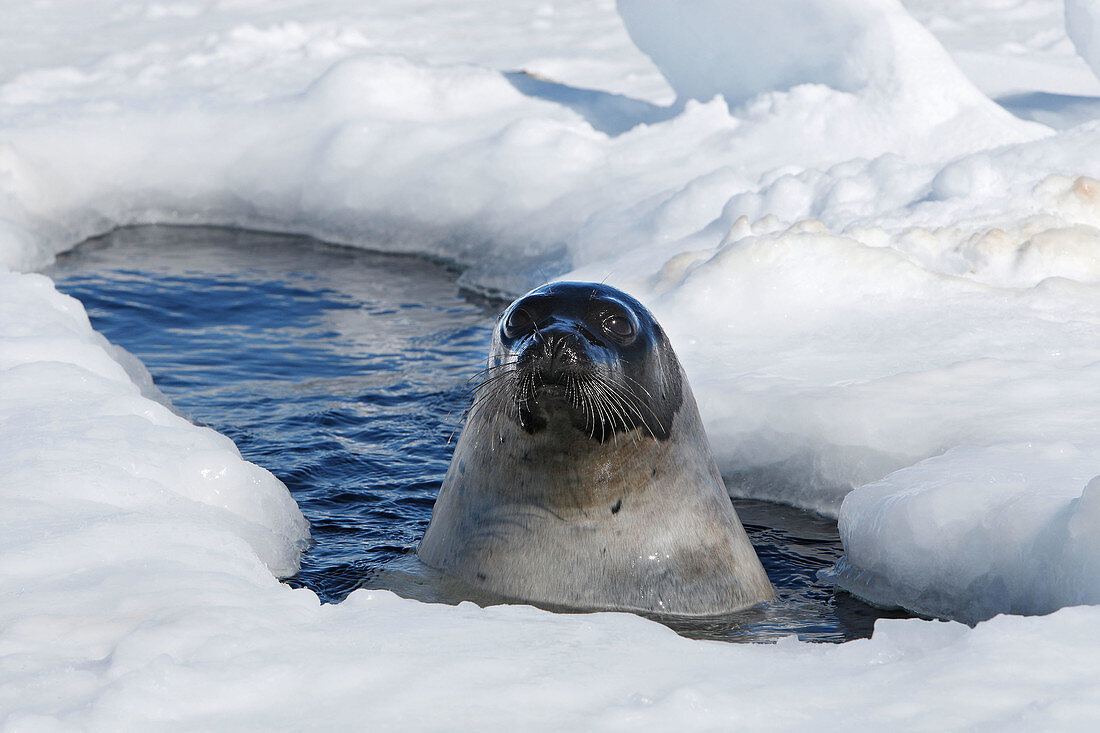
xmin=47 ymin=225 xmax=907 ymax=642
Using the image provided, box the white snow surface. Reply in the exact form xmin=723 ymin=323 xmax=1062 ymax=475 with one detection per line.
xmin=4 ymin=0 xmax=1100 ymax=728
xmin=1067 ymin=0 xmax=1100 ymax=80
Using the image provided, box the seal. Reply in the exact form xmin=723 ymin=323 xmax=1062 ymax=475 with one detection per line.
xmin=417 ymin=281 xmax=774 ymax=616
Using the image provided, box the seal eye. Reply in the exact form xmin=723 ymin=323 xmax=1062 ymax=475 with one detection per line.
xmin=603 ymin=314 xmax=635 ymax=341
xmin=503 ymin=307 xmax=534 ymax=339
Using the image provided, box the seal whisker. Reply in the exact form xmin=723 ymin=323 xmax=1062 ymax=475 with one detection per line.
xmin=456 ymin=377 xmax=516 ymax=442
xmin=468 ymin=378 xmax=512 ymax=416
xmin=601 ymin=380 xmax=651 ymax=430
xmin=464 ymin=360 xmax=519 ymax=384
xmin=486 ymin=373 xmax=522 ymax=437
xmin=587 ymin=377 xmax=640 ymax=447
xmin=467 ymin=371 xmax=513 ymax=390
xmin=446 ymin=385 xmax=500 ymax=442
xmin=618 ymin=372 xmax=660 ymax=402
xmin=598 ymin=375 xmax=668 ymax=438
xmin=596 ymin=377 xmax=644 ymax=444
xmin=583 ymin=372 xmax=636 ymax=430
xmin=457 ymin=371 xmax=516 ymax=404
xmin=571 ymin=375 xmax=595 ymax=437
xmin=585 ymin=377 xmax=619 ymax=429
xmin=583 ymin=376 xmax=599 ymax=434
xmin=487 ymin=379 xmax=515 ymax=427
xmin=462 ymin=367 xmax=518 ymax=407
xmin=582 ymin=378 xmax=602 ymax=439
xmin=591 ymin=380 xmax=620 ymax=444
xmin=587 ymin=378 xmax=611 ymax=441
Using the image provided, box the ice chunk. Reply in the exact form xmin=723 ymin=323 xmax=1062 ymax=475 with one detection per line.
xmin=834 ymin=446 xmax=1100 ymax=623
xmin=617 ymin=0 xmax=1009 ymax=112
xmin=0 ymin=268 xmax=310 ymax=578
xmin=1067 ymin=0 xmax=1100 ymax=82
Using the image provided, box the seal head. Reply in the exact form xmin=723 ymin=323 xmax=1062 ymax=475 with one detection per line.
xmin=495 ymin=281 xmax=680 ymax=441
xmin=417 ymin=281 xmax=774 ymax=616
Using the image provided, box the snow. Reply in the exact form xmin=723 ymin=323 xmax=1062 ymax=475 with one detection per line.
xmin=1067 ymin=0 xmax=1100 ymax=81
xmin=3 ymin=0 xmax=1100 ymax=728
xmin=616 ymin=0 xmax=1005 ymax=115
xmin=0 ymin=269 xmax=309 ymax=580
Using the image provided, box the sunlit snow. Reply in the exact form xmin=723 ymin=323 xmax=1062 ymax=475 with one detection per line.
xmin=3 ymin=0 xmax=1100 ymax=729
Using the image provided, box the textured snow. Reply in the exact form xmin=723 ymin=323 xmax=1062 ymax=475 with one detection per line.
xmin=3 ymin=0 xmax=1100 ymax=729
xmin=1067 ymin=0 xmax=1100 ymax=80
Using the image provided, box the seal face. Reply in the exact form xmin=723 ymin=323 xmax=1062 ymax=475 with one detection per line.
xmin=496 ymin=281 xmax=681 ymax=441
xmin=417 ymin=281 xmax=774 ymax=616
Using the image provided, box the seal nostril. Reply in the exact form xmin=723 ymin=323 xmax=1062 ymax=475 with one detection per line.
xmin=547 ymin=333 xmax=585 ymax=374
xmin=551 ymin=335 xmax=570 ymax=358
xmin=528 ymin=330 xmax=585 ymax=380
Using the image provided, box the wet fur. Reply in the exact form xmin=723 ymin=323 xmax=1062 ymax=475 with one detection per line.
xmin=417 ymin=282 xmax=774 ymax=616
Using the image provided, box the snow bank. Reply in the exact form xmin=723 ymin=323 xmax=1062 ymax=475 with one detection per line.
xmin=609 ymin=173 xmax=1100 ymax=503
xmin=3 ymin=0 xmax=1100 ymax=726
xmin=0 ymin=268 xmax=310 ymax=579
xmin=836 ymin=448 xmax=1100 ymax=623
xmin=614 ymin=0 xmax=1043 ymax=153
xmin=0 ymin=55 xmax=605 ymax=294
xmin=5 ymin=263 xmax=1100 ymax=729
xmin=1067 ymin=0 xmax=1100 ymax=81
xmin=0 ymin=1 xmax=1048 ymax=296
xmin=617 ymin=0 xmax=977 ymax=105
